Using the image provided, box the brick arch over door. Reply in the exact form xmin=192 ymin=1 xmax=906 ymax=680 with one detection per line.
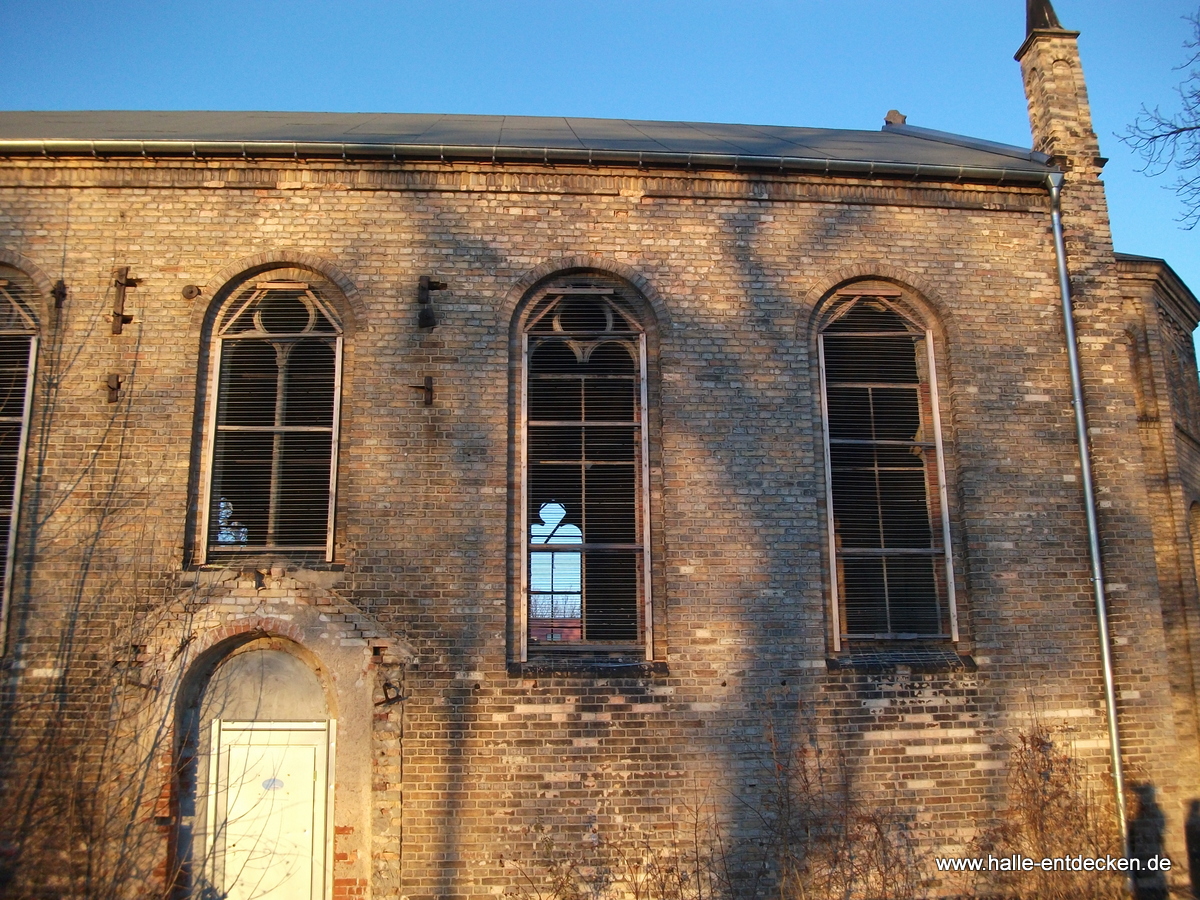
xmin=172 ymin=632 xmax=336 ymax=900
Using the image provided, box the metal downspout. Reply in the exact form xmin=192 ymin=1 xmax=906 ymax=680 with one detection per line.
xmin=1046 ymin=171 xmax=1129 ymax=847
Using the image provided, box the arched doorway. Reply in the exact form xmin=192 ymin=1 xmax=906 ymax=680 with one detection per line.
xmin=176 ymin=637 xmax=334 ymax=900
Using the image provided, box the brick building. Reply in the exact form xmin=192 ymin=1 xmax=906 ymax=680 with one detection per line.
xmin=0 ymin=2 xmax=1198 ymax=898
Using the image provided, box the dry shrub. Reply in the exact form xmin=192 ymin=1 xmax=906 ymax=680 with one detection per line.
xmin=971 ymin=722 xmax=1126 ymax=900
xmin=756 ymin=725 xmax=927 ymax=900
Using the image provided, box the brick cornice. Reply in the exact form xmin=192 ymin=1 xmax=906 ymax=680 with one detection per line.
xmin=0 ymin=159 xmax=1049 ymax=214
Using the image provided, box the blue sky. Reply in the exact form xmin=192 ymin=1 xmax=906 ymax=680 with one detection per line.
xmin=2 ymin=1 xmax=1196 ymax=295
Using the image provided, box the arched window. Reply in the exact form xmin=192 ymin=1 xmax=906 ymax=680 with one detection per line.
xmin=199 ymin=276 xmax=342 ymax=562
xmin=0 ymin=269 xmax=37 ymax=648
xmin=520 ymin=280 xmax=651 ymax=656
xmin=818 ymin=289 xmax=957 ymax=648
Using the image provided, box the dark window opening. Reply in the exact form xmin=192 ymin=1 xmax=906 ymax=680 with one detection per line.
xmin=205 ymin=281 xmax=341 ymax=559
xmin=0 ymin=275 xmax=35 ymax=639
xmin=525 ymin=289 xmax=646 ymax=649
xmin=821 ymin=297 xmax=953 ymax=642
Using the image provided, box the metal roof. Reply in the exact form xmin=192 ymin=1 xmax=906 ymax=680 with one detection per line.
xmin=0 ymin=110 xmax=1055 ymax=185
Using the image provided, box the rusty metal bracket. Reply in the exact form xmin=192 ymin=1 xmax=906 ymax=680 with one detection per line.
xmin=417 ymin=275 xmax=446 ymax=328
xmin=409 ymin=375 xmax=434 ymax=406
xmin=112 ymin=266 xmax=139 ymax=334
xmin=106 ymin=373 xmax=124 ymax=403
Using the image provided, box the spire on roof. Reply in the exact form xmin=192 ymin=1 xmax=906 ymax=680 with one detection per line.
xmin=1026 ymin=0 xmax=1063 ymax=33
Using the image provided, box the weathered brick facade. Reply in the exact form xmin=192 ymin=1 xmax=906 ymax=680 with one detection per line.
xmin=0 ymin=7 xmax=1198 ymax=900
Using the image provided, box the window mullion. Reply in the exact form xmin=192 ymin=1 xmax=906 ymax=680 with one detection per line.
xmin=866 ymin=388 xmax=894 ymax=635
xmin=818 ymin=334 xmax=843 ymax=651
xmin=198 ymin=335 xmax=226 ymax=563
xmin=266 ymin=342 xmax=288 ymax=548
xmin=579 ymin=380 xmax=589 ymax=642
xmin=325 ymin=335 xmax=343 ymax=562
xmin=520 ymin=332 xmax=530 ymax=662
xmin=925 ymin=331 xmax=958 ymax=641
xmin=0 ymin=333 xmax=35 ymax=652
xmin=638 ymin=332 xmax=652 ymax=658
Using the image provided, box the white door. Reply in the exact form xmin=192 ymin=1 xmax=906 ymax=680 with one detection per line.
xmin=207 ymin=720 xmax=334 ymax=900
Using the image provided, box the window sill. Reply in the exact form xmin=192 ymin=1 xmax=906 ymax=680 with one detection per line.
xmin=188 ymin=552 xmax=345 ymax=572
xmin=510 ymin=657 xmax=668 ymax=678
xmin=826 ymin=647 xmax=976 ymax=674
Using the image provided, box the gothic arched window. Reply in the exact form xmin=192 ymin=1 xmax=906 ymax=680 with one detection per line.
xmin=521 ymin=282 xmax=650 ymax=655
xmin=199 ymin=278 xmax=342 ymax=562
xmin=818 ymin=290 xmax=957 ymax=647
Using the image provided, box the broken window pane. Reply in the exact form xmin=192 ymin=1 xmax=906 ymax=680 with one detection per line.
xmin=525 ymin=289 xmax=645 ymax=647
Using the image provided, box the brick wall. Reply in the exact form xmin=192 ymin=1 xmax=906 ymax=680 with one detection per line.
xmin=0 ymin=143 xmax=1193 ymax=897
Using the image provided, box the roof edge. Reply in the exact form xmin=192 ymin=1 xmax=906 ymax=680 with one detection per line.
xmin=0 ymin=138 xmax=1056 ymax=187
xmin=1116 ymin=251 xmax=1200 ymax=329
xmin=882 ymin=122 xmax=1051 ymax=165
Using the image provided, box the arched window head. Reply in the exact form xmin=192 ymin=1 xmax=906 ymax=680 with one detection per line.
xmin=200 ymin=274 xmax=343 ymax=562
xmin=818 ymin=289 xmax=957 ymax=648
xmin=520 ymin=278 xmax=651 ymax=657
xmin=0 ymin=268 xmax=37 ymax=649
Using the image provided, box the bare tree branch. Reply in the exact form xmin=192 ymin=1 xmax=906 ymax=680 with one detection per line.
xmin=1120 ymin=11 xmax=1200 ymax=228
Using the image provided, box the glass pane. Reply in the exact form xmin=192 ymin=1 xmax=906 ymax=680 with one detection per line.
xmin=878 ymin=470 xmax=934 ymax=548
xmin=826 ymin=387 xmax=872 ymax=440
xmin=529 ymin=340 xmax=583 ymax=374
xmin=0 ymin=424 xmax=21 ymax=505
xmin=0 ymin=336 xmax=30 ymax=418
xmin=586 ymin=379 xmax=636 ymax=422
xmin=528 ymin=469 xmax=582 ymax=531
xmin=585 ymin=426 xmax=636 ymax=461
xmin=586 ymin=341 xmax=636 ymax=375
xmin=256 ymin=294 xmax=313 ymax=334
xmin=830 ymin=466 xmax=883 ymax=548
xmin=886 ymin=556 xmax=940 ymax=634
xmin=274 ymin=432 xmax=333 ymax=545
xmin=871 ymin=387 xmax=922 ymax=441
xmin=528 ymin=426 xmax=582 ymax=463
xmin=210 ymin=432 xmax=273 ymax=545
xmin=584 ymin=550 xmax=639 ymax=641
xmin=557 ymin=299 xmax=610 ymax=332
xmin=218 ymin=342 xmax=279 ymax=426
xmin=841 ymin=557 xmax=888 ymax=634
xmin=826 ymin=302 xmax=912 ymax=333
xmin=823 ymin=334 xmax=919 ymax=384
xmin=282 ymin=339 xmax=336 ymax=427
xmin=585 ymin=465 xmax=637 ymax=543
xmin=528 ymin=379 xmax=581 ymax=421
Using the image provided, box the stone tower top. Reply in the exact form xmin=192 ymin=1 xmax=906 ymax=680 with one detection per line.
xmin=1026 ymin=0 xmax=1063 ymax=33
xmin=1014 ymin=0 xmax=1100 ymax=164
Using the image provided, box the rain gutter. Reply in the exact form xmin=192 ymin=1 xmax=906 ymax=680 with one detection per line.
xmin=0 ymin=138 xmax=1052 ymax=186
xmin=1046 ymin=170 xmax=1129 ymax=847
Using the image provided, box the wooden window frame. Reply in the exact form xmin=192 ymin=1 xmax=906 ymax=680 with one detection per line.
xmin=197 ymin=281 xmax=343 ymax=564
xmin=518 ymin=287 xmax=653 ymax=661
xmin=0 ymin=279 xmax=36 ymax=651
xmin=818 ymin=291 xmax=958 ymax=650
